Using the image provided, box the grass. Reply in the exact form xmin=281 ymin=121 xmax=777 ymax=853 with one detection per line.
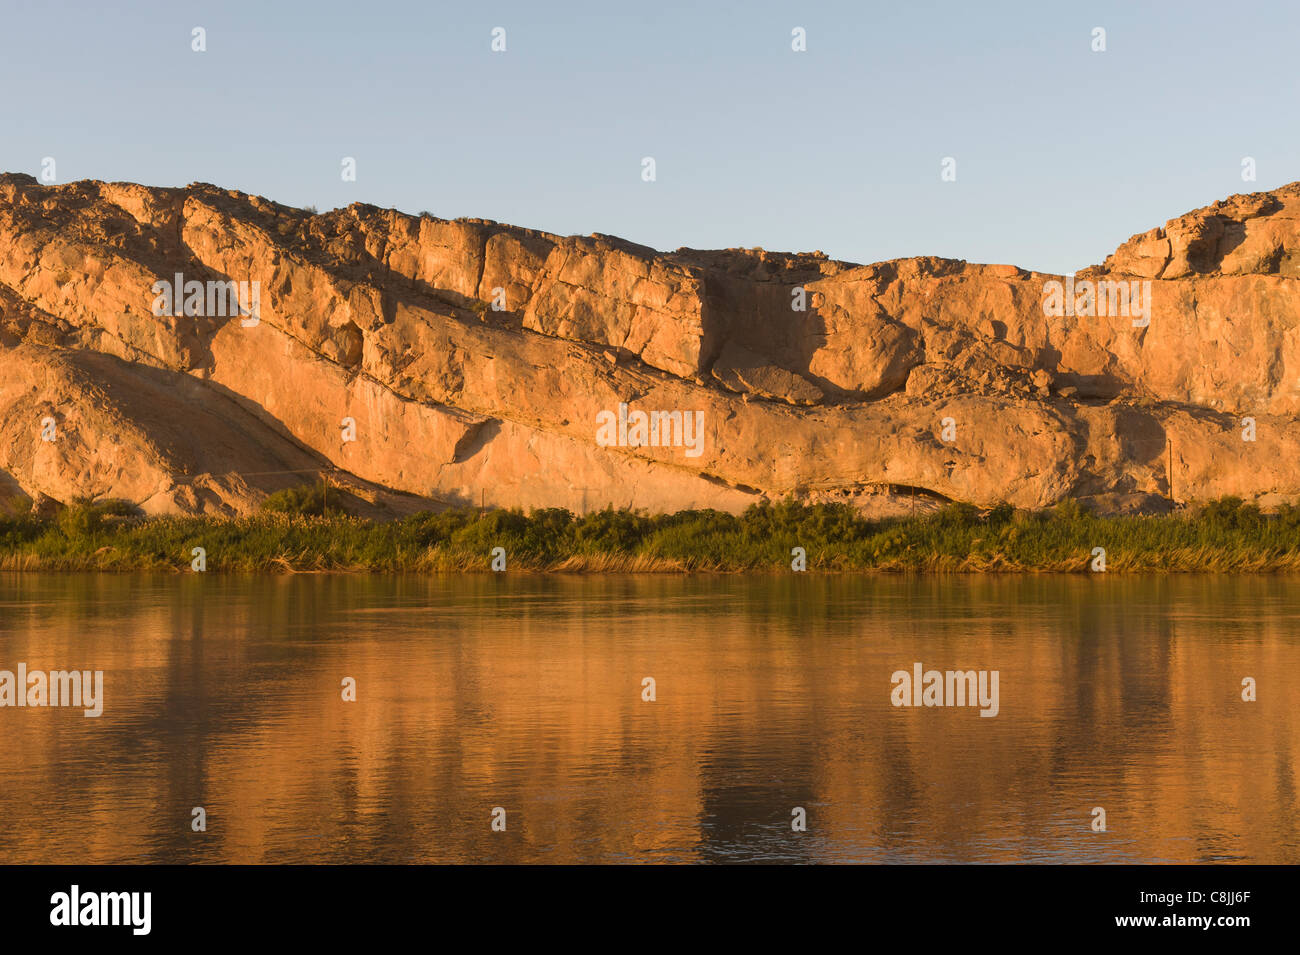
xmin=2 ymin=491 xmax=1300 ymax=574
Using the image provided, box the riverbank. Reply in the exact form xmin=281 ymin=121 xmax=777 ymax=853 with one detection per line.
xmin=3 ymin=495 xmax=1299 ymax=573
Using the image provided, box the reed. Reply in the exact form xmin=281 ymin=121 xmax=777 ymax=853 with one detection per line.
xmin=2 ymin=492 xmax=1299 ymax=573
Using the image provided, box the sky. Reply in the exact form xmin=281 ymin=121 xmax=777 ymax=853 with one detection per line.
xmin=1 ymin=0 xmax=1296 ymax=274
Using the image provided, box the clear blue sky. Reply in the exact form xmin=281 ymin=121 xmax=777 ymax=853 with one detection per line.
xmin=2 ymin=0 xmax=1295 ymax=273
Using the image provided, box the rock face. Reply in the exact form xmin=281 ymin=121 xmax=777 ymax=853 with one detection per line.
xmin=3 ymin=173 xmax=1300 ymax=517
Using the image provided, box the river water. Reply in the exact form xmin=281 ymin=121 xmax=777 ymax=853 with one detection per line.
xmin=0 ymin=573 xmax=1295 ymax=863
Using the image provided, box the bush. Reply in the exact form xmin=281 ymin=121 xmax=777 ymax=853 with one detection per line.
xmin=1052 ymin=498 xmax=1090 ymax=522
xmin=260 ymin=483 xmax=346 ymax=517
xmin=573 ymin=507 xmax=651 ymax=552
xmin=55 ymin=508 xmax=100 ymax=539
xmin=1197 ymin=496 xmax=1262 ymax=529
xmin=933 ymin=501 xmax=980 ymax=529
xmin=1275 ymin=502 xmax=1300 ymax=531
xmin=56 ymin=501 xmax=106 ymax=538
xmin=984 ymin=501 xmax=1015 ymax=526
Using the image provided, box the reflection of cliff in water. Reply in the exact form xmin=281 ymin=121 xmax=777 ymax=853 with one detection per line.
xmin=0 ymin=573 xmax=1295 ymax=863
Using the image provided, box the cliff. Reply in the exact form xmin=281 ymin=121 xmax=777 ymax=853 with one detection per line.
xmin=3 ymin=174 xmax=1300 ymax=517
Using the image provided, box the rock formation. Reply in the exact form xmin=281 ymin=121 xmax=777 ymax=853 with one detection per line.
xmin=3 ymin=173 xmax=1300 ymax=518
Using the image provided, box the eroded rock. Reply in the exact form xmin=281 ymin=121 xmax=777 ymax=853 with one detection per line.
xmin=4 ymin=173 xmax=1300 ymax=515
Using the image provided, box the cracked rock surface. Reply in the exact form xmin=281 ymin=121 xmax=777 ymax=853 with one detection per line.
xmin=3 ymin=174 xmax=1300 ymax=517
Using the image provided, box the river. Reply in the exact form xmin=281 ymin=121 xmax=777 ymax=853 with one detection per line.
xmin=0 ymin=573 xmax=1295 ymax=863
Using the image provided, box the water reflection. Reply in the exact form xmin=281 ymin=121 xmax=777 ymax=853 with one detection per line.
xmin=0 ymin=573 xmax=1295 ymax=863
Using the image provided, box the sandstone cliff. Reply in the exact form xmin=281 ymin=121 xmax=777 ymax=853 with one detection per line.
xmin=3 ymin=174 xmax=1299 ymax=518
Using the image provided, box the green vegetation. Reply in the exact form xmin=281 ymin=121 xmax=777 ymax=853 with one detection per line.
xmin=2 ymin=489 xmax=1300 ymax=573
xmin=260 ymin=483 xmax=347 ymax=517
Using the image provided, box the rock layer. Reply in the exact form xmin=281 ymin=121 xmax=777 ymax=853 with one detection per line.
xmin=3 ymin=173 xmax=1300 ymax=517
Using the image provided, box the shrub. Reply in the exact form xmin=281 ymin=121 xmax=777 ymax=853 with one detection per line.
xmin=1197 ymin=496 xmax=1262 ymax=530
xmin=56 ymin=501 xmax=105 ymax=538
xmin=574 ymin=507 xmax=651 ymax=552
xmin=984 ymin=501 xmax=1015 ymax=525
xmin=260 ymin=483 xmax=346 ymax=517
xmin=933 ymin=501 xmax=980 ymax=529
xmin=1052 ymin=498 xmax=1089 ymax=522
